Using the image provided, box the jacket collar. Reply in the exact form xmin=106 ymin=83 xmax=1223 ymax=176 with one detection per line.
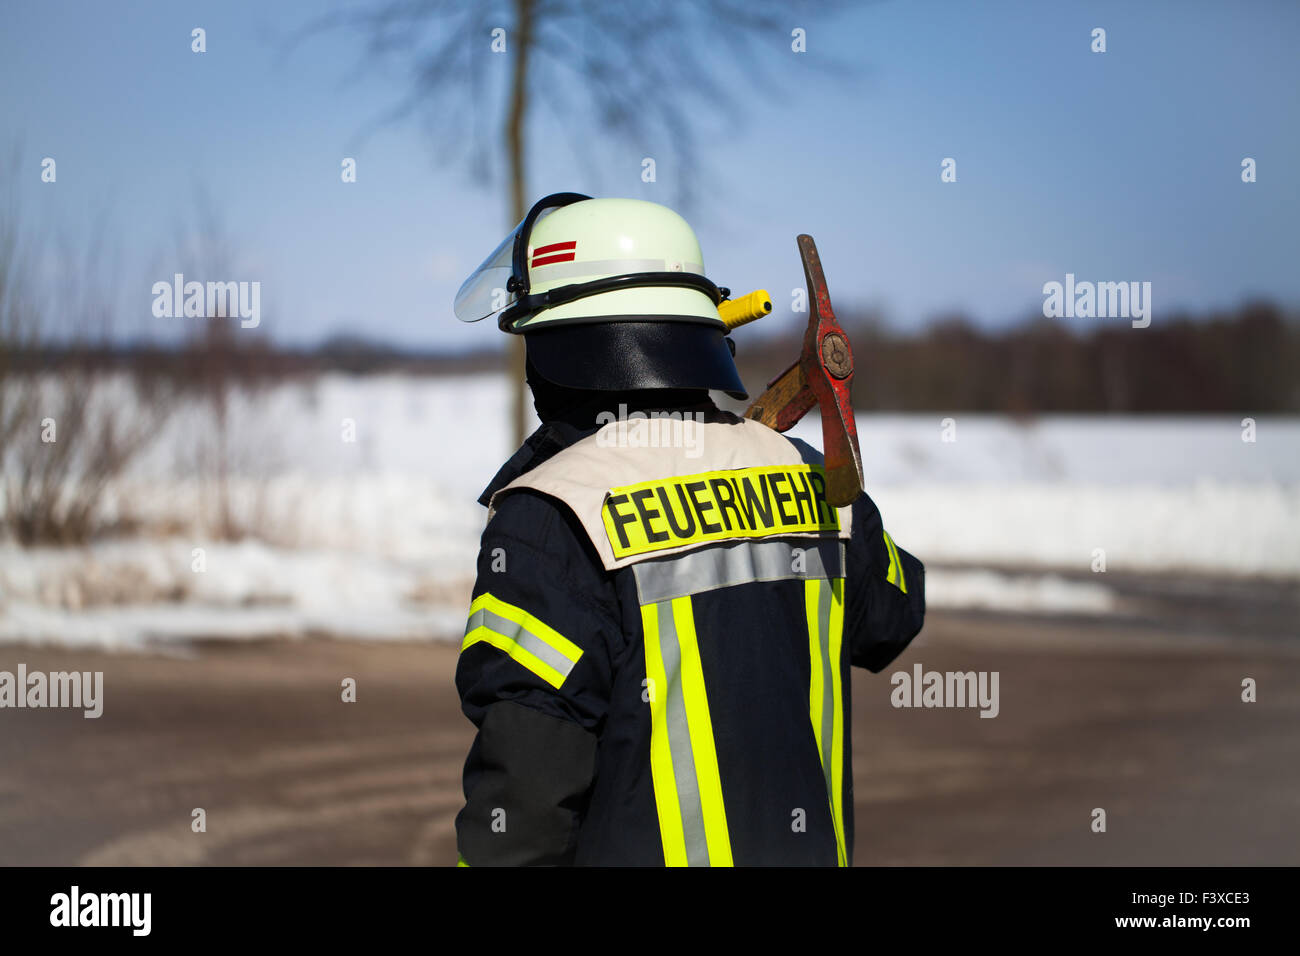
xmin=477 ymin=419 xmax=599 ymax=506
xmin=476 ymin=398 xmax=721 ymax=507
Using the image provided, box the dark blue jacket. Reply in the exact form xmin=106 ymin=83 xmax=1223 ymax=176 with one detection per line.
xmin=455 ymin=409 xmax=925 ymax=866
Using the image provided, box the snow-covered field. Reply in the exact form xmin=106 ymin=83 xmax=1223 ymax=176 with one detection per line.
xmin=1 ymin=373 xmax=1296 ymax=648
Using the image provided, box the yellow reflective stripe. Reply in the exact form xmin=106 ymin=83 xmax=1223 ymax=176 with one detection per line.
xmin=642 ymin=602 xmax=689 ymax=867
xmin=806 ymin=579 xmax=827 ymax=764
xmin=457 ymin=854 xmax=469 ymax=867
xmin=828 ymin=577 xmax=847 ymax=866
xmin=462 ymin=593 xmax=583 ymax=689
xmin=642 ymin=595 xmax=733 ymax=867
xmin=883 ymin=531 xmax=898 ymax=588
xmin=468 ymin=592 xmax=584 ymax=662
xmin=883 ymin=530 xmax=907 ymax=594
xmin=461 ymin=627 xmax=565 ymax=688
xmin=806 ymin=577 xmax=848 ymax=867
xmin=671 ymin=595 xmax=733 ymax=867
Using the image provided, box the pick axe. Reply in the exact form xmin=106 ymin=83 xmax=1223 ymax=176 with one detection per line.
xmin=734 ymin=235 xmax=865 ymax=507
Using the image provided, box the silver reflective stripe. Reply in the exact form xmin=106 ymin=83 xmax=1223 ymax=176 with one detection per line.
xmin=633 ymin=539 xmax=844 ymax=605
xmin=464 ymin=607 xmax=579 ymax=683
xmin=655 ymin=600 xmax=711 ymax=866
xmin=530 ymin=258 xmax=666 ymax=282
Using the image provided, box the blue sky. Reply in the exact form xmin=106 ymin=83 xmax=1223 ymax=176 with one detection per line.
xmin=3 ymin=0 xmax=1297 ymax=349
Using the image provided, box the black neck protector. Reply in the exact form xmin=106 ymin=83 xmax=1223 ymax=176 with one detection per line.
xmin=525 ymin=358 xmax=709 ymax=429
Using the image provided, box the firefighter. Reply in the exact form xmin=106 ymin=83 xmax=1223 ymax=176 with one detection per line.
xmin=452 ymin=193 xmax=925 ymax=866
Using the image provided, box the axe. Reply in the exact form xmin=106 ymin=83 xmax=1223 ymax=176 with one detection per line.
xmin=719 ymin=235 xmax=865 ymax=507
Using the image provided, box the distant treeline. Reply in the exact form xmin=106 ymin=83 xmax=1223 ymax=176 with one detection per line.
xmin=11 ymin=302 xmax=1299 ymax=413
xmin=7 ymin=330 xmax=504 ymax=383
xmin=739 ymin=301 xmax=1300 ymax=413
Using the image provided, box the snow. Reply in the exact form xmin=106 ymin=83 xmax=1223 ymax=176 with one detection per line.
xmin=786 ymin=413 xmax=1300 ymax=575
xmin=924 ymin=569 xmax=1117 ymax=616
xmin=868 ymin=481 xmax=1300 ymax=577
xmin=0 ymin=538 xmax=467 ymax=650
xmin=1 ymin=373 xmax=1296 ymax=647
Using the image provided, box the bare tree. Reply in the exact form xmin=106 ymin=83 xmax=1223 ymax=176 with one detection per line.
xmin=168 ymin=195 xmax=279 ymax=541
xmin=0 ymin=151 xmax=35 ymax=457
xmin=0 ymin=152 xmax=176 ymax=544
xmin=0 ymin=156 xmax=41 ymax=513
xmin=301 ymin=0 xmax=852 ymax=446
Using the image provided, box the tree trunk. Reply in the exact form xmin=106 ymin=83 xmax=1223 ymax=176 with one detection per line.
xmin=505 ymin=0 xmax=535 ymax=449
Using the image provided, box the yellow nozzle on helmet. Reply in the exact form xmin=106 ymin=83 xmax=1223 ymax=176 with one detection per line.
xmin=718 ymin=289 xmax=772 ymax=330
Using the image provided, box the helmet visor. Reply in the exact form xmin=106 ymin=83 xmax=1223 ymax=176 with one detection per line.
xmin=453 ymin=193 xmax=592 ymax=322
xmin=452 ymin=219 xmax=523 ymax=323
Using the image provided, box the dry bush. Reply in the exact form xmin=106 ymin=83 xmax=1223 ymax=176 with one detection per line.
xmin=2 ymin=368 xmax=174 ymax=544
xmin=0 ymin=158 xmax=176 ymax=545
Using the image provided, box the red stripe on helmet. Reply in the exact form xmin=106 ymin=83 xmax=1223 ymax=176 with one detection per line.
xmin=532 ymin=240 xmax=576 ymax=257
xmin=531 ymin=252 xmax=577 ymax=267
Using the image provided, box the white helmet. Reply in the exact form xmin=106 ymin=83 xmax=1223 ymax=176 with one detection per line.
xmin=454 ymin=193 xmax=747 ymax=399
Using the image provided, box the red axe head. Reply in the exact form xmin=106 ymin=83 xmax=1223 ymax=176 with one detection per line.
xmin=744 ymin=235 xmax=864 ymax=507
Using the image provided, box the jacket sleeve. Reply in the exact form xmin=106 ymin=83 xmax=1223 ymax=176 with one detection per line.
xmin=843 ymin=490 xmax=926 ymax=672
xmin=454 ymin=489 xmax=619 ymax=866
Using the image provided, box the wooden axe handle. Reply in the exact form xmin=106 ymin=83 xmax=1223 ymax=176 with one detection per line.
xmin=744 ymin=360 xmax=813 ymax=431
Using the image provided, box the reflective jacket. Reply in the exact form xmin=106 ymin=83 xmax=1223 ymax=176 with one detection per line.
xmin=455 ymin=405 xmax=925 ymax=866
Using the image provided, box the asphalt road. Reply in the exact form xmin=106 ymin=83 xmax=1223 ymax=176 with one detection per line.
xmin=0 ymin=598 xmax=1297 ymax=866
